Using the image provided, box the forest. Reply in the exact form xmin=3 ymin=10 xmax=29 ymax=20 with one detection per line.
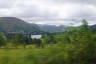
xmin=0 ymin=19 xmax=96 ymax=64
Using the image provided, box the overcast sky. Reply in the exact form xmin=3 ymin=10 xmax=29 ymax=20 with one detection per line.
xmin=0 ymin=0 xmax=96 ymax=26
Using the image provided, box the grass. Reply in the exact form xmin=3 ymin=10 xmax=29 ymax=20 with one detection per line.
xmin=0 ymin=48 xmax=42 ymax=64
xmin=0 ymin=44 xmax=66 ymax=64
xmin=0 ymin=43 xmax=92 ymax=64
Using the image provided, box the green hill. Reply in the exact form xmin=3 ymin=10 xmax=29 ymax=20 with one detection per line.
xmin=0 ymin=17 xmax=42 ymax=34
xmin=38 ymin=24 xmax=67 ymax=33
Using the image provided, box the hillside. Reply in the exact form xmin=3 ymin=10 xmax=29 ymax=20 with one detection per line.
xmin=0 ymin=17 xmax=42 ymax=34
xmin=91 ymin=25 xmax=96 ymax=30
xmin=38 ymin=24 xmax=68 ymax=33
xmin=0 ymin=17 xmax=68 ymax=34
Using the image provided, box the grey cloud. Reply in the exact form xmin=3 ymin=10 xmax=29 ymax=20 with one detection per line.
xmin=0 ymin=0 xmax=15 ymax=8
xmin=70 ymin=9 xmax=96 ymax=18
xmin=0 ymin=0 xmax=57 ymax=20
xmin=47 ymin=0 xmax=96 ymax=5
xmin=13 ymin=6 xmax=58 ymax=20
xmin=0 ymin=0 xmax=96 ymax=25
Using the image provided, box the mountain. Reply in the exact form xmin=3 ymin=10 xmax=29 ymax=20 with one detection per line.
xmin=38 ymin=24 xmax=68 ymax=33
xmin=0 ymin=17 xmax=42 ymax=34
xmin=90 ymin=25 xmax=96 ymax=33
xmin=91 ymin=25 xmax=96 ymax=29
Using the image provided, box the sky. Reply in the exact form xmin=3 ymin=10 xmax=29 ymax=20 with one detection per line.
xmin=0 ymin=0 xmax=96 ymax=26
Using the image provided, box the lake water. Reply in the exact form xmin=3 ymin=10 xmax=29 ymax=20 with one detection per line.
xmin=31 ymin=35 xmax=42 ymax=39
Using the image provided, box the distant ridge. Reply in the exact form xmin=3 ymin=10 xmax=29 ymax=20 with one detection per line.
xmin=38 ymin=24 xmax=67 ymax=33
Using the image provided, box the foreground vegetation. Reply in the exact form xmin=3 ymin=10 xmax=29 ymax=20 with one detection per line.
xmin=0 ymin=19 xmax=96 ymax=64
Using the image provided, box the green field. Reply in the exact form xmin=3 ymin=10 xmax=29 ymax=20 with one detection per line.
xmin=0 ymin=45 xmax=67 ymax=64
xmin=0 ymin=42 xmax=94 ymax=64
xmin=0 ymin=48 xmax=47 ymax=64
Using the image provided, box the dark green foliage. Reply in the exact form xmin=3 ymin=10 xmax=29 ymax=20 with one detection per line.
xmin=33 ymin=39 xmax=42 ymax=48
xmin=42 ymin=34 xmax=57 ymax=44
xmin=0 ymin=33 xmax=6 ymax=47
xmin=10 ymin=33 xmax=33 ymax=48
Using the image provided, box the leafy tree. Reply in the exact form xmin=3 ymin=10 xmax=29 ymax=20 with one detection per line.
xmin=33 ymin=39 xmax=42 ymax=48
xmin=21 ymin=36 xmax=33 ymax=48
xmin=0 ymin=33 xmax=6 ymax=48
xmin=11 ymin=33 xmax=33 ymax=48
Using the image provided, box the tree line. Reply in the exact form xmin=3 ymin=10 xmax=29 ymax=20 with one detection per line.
xmin=0 ymin=19 xmax=95 ymax=49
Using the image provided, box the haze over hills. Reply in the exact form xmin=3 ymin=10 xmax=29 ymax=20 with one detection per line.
xmin=0 ymin=17 xmax=69 ymax=34
xmin=90 ymin=25 xmax=96 ymax=33
xmin=38 ymin=24 xmax=68 ymax=33
xmin=0 ymin=17 xmax=43 ymax=34
xmin=0 ymin=17 xmax=96 ymax=34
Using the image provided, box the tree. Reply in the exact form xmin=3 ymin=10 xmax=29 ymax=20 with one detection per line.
xmin=11 ymin=34 xmax=20 ymax=48
xmin=21 ymin=36 xmax=32 ymax=48
xmin=0 ymin=33 xmax=6 ymax=48
xmin=64 ymin=19 xmax=96 ymax=63
xmin=33 ymin=39 xmax=42 ymax=48
xmin=11 ymin=33 xmax=33 ymax=48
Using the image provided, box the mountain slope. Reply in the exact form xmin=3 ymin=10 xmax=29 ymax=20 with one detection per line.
xmin=38 ymin=24 xmax=67 ymax=33
xmin=0 ymin=17 xmax=42 ymax=34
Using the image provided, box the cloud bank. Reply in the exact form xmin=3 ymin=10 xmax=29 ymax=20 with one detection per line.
xmin=0 ymin=0 xmax=96 ymax=25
